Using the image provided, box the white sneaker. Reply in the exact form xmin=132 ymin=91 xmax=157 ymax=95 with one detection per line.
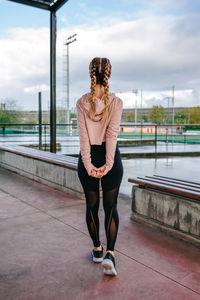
xmin=102 ymin=252 xmax=117 ymax=276
xmin=91 ymin=246 xmax=104 ymax=263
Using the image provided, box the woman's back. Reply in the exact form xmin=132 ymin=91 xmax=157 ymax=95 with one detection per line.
xmin=77 ymin=57 xmax=123 ymax=276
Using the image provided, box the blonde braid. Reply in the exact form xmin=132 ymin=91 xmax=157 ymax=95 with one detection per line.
xmin=89 ymin=62 xmax=97 ymax=118
xmin=102 ymin=59 xmax=111 ymax=120
xmin=89 ymin=57 xmax=111 ymax=120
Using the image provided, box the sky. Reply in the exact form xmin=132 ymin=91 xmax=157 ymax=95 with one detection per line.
xmin=1 ymin=0 xmax=200 ymax=111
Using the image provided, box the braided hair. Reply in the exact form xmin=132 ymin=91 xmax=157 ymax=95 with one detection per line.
xmin=89 ymin=57 xmax=112 ymax=120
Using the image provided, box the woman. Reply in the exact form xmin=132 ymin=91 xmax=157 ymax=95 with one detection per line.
xmin=76 ymin=57 xmax=123 ymax=276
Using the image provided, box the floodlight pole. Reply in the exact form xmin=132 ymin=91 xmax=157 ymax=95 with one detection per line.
xmin=38 ymin=91 xmax=42 ymax=150
xmin=163 ymin=96 xmax=171 ymax=124
xmin=50 ymin=10 xmax=57 ymax=153
xmin=140 ymin=89 xmax=143 ymax=119
xmin=133 ymin=89 xmax=138 ymax=129
xmin=64 ymin=34 xmax=77 ymax=134
xmin=172 ymin=85 xmax=175 ymax=127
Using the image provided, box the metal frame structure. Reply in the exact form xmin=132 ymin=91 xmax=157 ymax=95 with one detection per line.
xmin=7 ymin=0 xmax=68 ymax=11
xmin=7 ymin=0 xmax=69 ymax=152
xmin=64 ymin=34 xmax=77 ymax=128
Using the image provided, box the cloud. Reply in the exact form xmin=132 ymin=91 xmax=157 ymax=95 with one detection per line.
xmin=58 ymin=15 xmax=200 ymax=106
xmin=116 ymin=89 xmax=194 ymax=109
xmin=1 ymin=13 xmax=200 ymax=110
xmin=0 ymin=27 xmax=49 ymax=86
xmin=24 ymin=84 xmax=50 ymax=93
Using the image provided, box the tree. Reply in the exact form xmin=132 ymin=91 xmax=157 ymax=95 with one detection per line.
xmin=0 ymin=99 xmax=22 ymax=134
xmin=125 ymin=111 xmax=135 ymax=122
xmin=0 ymin=99 xmax=21 ymax=124
xmin=70 ymin=112 xmax=77 ymax=119
xmin=0 ymin=110 xmax=19 ymax=134
xmin=0 ymin=110 xmax=17 ymax=124
xmin=174 ymin=110 xmax=186 ymax=124
xmin=190 ymin=107 xmax=200 ymax=124
xmin=148 ymin=105 xmax=166 ymax=124
xmin=140 ymin=114 xmax=148 ymax=123
xmin=43 ymin=119 xmax=49 ymax=124
xmin=23 ymin=118 xmax=37 ymax=124
xmin=184 ymin=108 xmax=191 ymax=124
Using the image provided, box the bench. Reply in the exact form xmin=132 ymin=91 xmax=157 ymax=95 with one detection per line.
xmin=128 ymin=175 xmax=200 ymax=248
xmin=0 ymin=145 xmax=78 ymax=169
xmin=128 ymin=175 xmax=200 ymax=201
xmin=0 ymin=145 xmax=83 ymax=196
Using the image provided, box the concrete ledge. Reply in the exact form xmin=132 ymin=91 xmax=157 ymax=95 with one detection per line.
xmin=118 ymin=138 xmax=155 ymax=147
xmin=0 ymin=146 xmax=83 ymax=198
xmin=131 ymin=186 xmax=200 ymax=247
xmin=121 ymin=151 xmax=200 ymax=159
xmin=71 ymin=151 xmax=200 ymax=159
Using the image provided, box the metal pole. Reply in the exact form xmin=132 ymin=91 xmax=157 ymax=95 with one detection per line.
xmin=172 ymin=85 xmax=175 ymax=141
xmin=64 ymin=34 xmax=77 ymax=134
xmin=155 ymin=124 xmax=158 ymax=154
xmin=135 ymin=92 xmax=137 ymax=126
xmin=38 ymin=91 xmax=42 ymax=150
xmin=140 ymin=120 xmax=143 ymax=140
xmin=167 ymin=97 xmax=169 ymax=124
xmin=44 ymin=124 xmax=47 ymax=151
xmin=133 ymin=89 xmax=138 ymax=129
xmin=140 ymin=89 xmax=143 ymax=139
xmin=66 ymin=43 xmax=69 ymax=133
xmin=50 ymin=10 xmax=57 ymax=153
xmin=166 ymin=127 xmax=168 ymax=143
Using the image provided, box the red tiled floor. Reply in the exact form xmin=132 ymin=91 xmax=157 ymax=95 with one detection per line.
xmin=0 ymin=167 xmax=200 ymax=300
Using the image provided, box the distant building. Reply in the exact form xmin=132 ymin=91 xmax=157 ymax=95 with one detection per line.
xmin=17 ymin=106 xmax=190 ymax=123
xmin=120 ymin=123 xmax=183 ymax=134
xmin=122 ymin=107 xmax=190 ymax=122
xmin=16 ymin=110 xmax=50 ymax=122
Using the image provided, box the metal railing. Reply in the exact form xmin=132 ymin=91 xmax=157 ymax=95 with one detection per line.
xmin=0 ymin=123 xmax=200 ymax=153
xmin=119 ymin=123 xmax=200 ymax=141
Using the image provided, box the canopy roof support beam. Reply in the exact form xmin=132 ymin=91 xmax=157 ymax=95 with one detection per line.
xmin=7 ymin=0 xmax=68 ymax=11
xmin=6 ymin=0 xmax=69 ymax=153
xmin=50 ymin=10 xmax=56 ymax=153
xmin=8 ymin=0 xmax=50 ymax=10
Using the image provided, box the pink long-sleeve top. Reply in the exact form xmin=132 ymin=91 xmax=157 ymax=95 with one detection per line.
xmin=76 ymin=93 xmax=123 ymax=174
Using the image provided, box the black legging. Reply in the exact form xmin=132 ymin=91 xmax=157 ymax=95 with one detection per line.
xmin=78 ymin=142 xmax=123 ymax=251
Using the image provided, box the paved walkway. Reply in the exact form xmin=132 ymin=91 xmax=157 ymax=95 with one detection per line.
xmin=0 ymin=167 xmax=200 ymax=300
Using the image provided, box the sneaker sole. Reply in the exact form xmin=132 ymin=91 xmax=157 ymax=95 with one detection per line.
xmin=102 ymin=259 xmax=117 ymax=276
xmin=92 ymin=256 xmax=103 ymax=263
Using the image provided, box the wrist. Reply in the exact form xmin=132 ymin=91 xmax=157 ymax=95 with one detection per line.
xmin=105 ymin=164 xmax=112 ymax=172
xmin=86 ymin=163 xmax=95 ymax=175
